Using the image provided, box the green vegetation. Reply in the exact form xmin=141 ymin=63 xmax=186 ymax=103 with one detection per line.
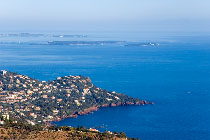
xmin=0 ymin=116 xmax=139 ymax=140
xmin=0 ymin=71 xmax=151 ymax=125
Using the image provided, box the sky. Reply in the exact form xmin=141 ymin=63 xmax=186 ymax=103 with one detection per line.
xmin=0 ymin=0 xmax=210 ymax=32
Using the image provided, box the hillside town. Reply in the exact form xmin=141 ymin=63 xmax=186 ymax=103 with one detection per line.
xmin=0 ymin=70 xmax=152 ymax=125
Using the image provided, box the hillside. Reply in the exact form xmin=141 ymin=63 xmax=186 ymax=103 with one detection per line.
xmin=0 ymin=116 xmax=138 ymax=140
xmin=0 ymin=70 xmax=152 ymax=125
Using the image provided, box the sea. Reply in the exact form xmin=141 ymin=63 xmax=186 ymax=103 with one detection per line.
xmin=0 ymin=31 xmax=210 ymax=140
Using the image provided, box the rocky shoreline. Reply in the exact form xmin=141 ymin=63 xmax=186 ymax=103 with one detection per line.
xmin=51 ymin=100 xmax=154 ymax=123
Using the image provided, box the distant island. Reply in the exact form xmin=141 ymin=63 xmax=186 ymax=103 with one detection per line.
xmin=0 ymin=33 xmax=161 ymax=48
xmin=47 ymin=41 xmax=126 ymax=46
xmin=125 ymin=42 xmax=160 ymax=47
xmin=0 ymin=33 xmax=87 ymax=38
xmin=0 ymin=70 xmax=153 ymax=126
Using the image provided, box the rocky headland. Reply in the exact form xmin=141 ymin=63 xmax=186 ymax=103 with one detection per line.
xmin=0 ymin=70 xmax=153 ymax=125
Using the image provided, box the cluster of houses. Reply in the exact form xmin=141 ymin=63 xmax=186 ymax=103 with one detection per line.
xmin=0 ymin=70 xmax=116 ymax=125
xmin=0 ymin=70 xmax=138 ymax=126
xmin=0 ymin=113 xmax=10 ymax=125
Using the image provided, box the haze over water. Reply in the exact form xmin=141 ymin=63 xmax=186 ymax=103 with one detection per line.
xmin=0 ymin=32 xmax=210 ymax=139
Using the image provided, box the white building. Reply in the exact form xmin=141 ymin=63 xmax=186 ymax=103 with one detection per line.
xmin=2 ymin=114 xmax=9 ymax=120
xmin=0 ymin=120 xmax=4 ymax=125
xmin=1 ymin=70 xmax=7 ymax=75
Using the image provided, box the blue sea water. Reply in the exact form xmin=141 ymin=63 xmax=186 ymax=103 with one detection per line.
xmin=0 ymin=32 xmax=210 ymax=140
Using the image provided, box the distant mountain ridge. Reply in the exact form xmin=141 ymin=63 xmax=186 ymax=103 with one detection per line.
xmin=0 ymin=70 xmax=153 ymax=125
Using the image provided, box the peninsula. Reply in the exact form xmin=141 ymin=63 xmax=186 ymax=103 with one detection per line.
xmin=0 ymin=70 xmax=153 ymax=125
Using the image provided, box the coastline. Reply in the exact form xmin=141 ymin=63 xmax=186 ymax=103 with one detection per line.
xmin=0 ymin=70 xmax=154 ymax=127
xmin=50 ymin=100 xmax=154 ymax=124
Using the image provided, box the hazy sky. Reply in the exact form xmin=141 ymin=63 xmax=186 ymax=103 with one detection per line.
xmin=0 ymin=0 xmax=210 ymax=32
